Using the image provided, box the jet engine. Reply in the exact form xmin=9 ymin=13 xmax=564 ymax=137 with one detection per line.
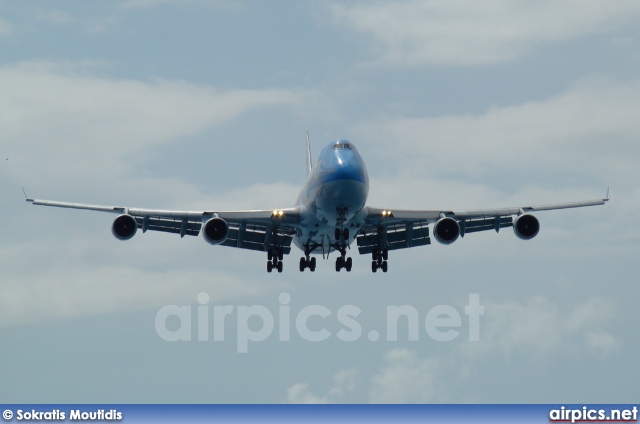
xmin=111 ymin=214 xmax=138 ymax=240
xmin=513 ymin=214 xmax=540 ymax=240
xmin=433 ymin=217 xmax=460 ymax=245
xmin=202 ymin=217 xmax=229 ymax=245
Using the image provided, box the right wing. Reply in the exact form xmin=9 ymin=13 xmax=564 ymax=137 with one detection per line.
xmin=357 ymin=192 xmax=609 ymax=254
xmin=26 ymin=197 xmax=302 ymax=254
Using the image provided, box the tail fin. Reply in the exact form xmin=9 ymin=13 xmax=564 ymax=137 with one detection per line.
xmin=306 ymin=130 xmax=313 ymax=175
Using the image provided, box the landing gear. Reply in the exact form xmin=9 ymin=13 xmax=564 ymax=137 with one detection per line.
xmin=299 ymin=256 xmax=316 ymax=272
xmin=335 ymin=255 xmax=352 ymax=272
xmin=334 ymin=227 xmax=349 ymax=241
xmin=333 ymin=226 xmax=352 ymax=272
xmin=267 ymin=249 xmax=283 ymax=273
xmin=371 ymin=249 xmax=388 ymax=273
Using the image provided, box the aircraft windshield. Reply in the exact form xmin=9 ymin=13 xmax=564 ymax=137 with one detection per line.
xmin=334 ymin=142 xmax=352 ymax=149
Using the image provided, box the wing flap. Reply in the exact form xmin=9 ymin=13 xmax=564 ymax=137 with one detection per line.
xmin=135 ymin=216 xmax=201 ymax=236
xmin=221 ymin=224 xmax=294 ymax=254
xmin=357 ymin=223 xmax=431 ymax=254
xmin=462 ymin=216 xmax=513 ymax=235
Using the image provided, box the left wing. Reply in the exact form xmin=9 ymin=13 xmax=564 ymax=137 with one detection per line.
xmin=357 ymin=193 xmax=609 ymax=255
xmin=26 ymin=197 xmax=301 ymax=254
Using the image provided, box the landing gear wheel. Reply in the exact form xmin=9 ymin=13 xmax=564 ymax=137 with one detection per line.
xmin=372 ymin=251 xmax=379 ymax=261
xmin=382 ymin=261 xmax=388 ymax=273
xmin=335 ymin=256 xmax=343 ymax=272
xmin=372 ymin=261 xmax=377 ymax=273
xmin=343 ymin=228 xmax=349 ymax=240
xmin=277 ymin=261 xmax=283 ymax=273
xmin=268 ymin=251 xmax=273 ymax=261
xmin=310 ymin=257 xmax=316 ymax=272
xmin=345 ymin=257 xmax=352 ymax=272
xmin=299 ymin=257 xmax=306 ymax=272
xmin=383 ymin=250 xmax=388 ymax=261
xmin=335 ymin=228 xmax=341 ymax=240
xmin=267 ymin=261 xmax=273 ymax=273
xmin=278 ymin=250 xmax=284 ymax=261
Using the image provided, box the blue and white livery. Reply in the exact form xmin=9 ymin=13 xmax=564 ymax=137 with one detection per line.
xmin=26 ymin=137 xmax=609 ymax=273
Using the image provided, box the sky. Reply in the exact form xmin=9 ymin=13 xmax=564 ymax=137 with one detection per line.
xmin=1 ymin=0 xmax=639 ymax=404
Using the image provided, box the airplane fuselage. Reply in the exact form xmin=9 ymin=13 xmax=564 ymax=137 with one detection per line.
xmin=294 ymin=140 xmax=369 ymax=255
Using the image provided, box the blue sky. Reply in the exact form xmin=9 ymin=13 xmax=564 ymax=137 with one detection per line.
xmin=1 ymin=0 xmax=640 ymax=403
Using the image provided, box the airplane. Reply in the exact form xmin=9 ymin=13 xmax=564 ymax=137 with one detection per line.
xmin=25 ymin=135 xmax=609 ymax=273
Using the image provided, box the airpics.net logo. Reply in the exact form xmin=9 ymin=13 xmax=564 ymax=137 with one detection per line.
xmin=154 ymin=293 xmax=484 ymax=353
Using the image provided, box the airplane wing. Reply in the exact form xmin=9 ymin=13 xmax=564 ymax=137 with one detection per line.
xmin=25 ymin=197 xmax=302 ymax=255
xmin=357 ymin=192 xmax=609 ymax=255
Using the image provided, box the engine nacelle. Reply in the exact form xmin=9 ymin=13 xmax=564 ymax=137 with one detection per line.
xmin=513 ymin=214 xmax=540 ymax=240
xmin=112 ymin=214 xmax=138 ymax=240
xmin=433 ymin=217 xmax=460 ymax=245
xmin=202 ymin=217 xmax=229 ymax=245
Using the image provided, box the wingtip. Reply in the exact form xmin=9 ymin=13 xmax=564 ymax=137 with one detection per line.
xmin=605 ymin=186 xmax=610 ymax=201
xmin=22 ymin=186 xmax=33 ymax=202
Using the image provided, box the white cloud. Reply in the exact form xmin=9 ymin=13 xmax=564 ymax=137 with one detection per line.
xmin=285 ymin=383 xmax=329 ymax=404
xmin=369 ymin=349 xmax=443 ymax=403
xmin=0 ymin=264 xmax=267 ymax=328
xmin=0 ymin=61 xmax=299 ymax=187
xmin=358 ymin=78 xmax=640 ymax=180
xmin=285 ymin=369 xmax=357 ymax=404
xmin=330 ymin=0 xmax=640 ymax=66
xmin=283 ymin=296 xmax=617 ymax=403
xmin=480 ymin=296 xmax=618 ymax=357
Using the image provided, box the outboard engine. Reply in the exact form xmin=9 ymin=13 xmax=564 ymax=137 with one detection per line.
xmin=433 ymin=217 xmax=460 ymax=245
xmin=202 ymin=217 xmax=229 ymax=245
xmin=513 ymin=214 xmax=540 ymax=240
xmin=112 ymin=214 xmax=138 ymax=240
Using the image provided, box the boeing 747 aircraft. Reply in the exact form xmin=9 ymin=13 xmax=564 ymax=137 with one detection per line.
xmin=26 ymin=137 xmax=609 ymax=273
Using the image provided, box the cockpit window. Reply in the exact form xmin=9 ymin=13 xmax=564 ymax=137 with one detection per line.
xmin=334 ymin=142 xmax=351 ymax=149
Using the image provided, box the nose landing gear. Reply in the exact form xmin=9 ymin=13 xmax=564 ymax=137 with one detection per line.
xmin=334 ymin=227 xmax=349 ymax=241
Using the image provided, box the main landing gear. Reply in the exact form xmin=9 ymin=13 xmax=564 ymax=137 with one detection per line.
xmin=299 ymin=256 xmax=316 ymax=272
xmin=334 ymin=227 xmax=352 ymax=272
xmin=371 ymin=249 xmax=388 ymax=273
xmin=267 ymin=249 xmax=283 ymax=273
xmin=335 ymin=255 xmax=352 ymax=272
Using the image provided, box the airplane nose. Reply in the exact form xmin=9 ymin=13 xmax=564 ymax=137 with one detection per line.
xmin=334 ymin=151 xmax=366 ymax=183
